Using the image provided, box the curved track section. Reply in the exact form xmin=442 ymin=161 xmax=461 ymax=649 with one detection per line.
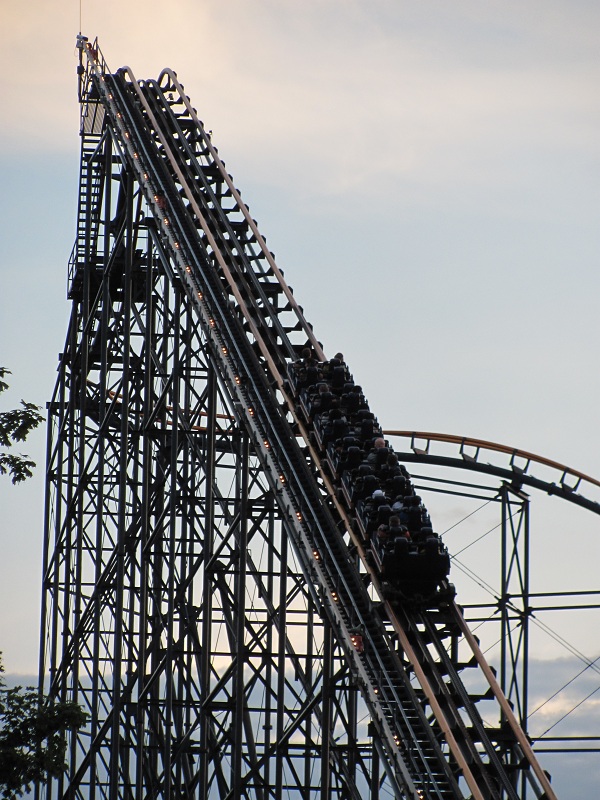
xmin=40 ymin=36 xmax=557 ymax=800
xmin=386 ymin=431 xmax=600 ymax=516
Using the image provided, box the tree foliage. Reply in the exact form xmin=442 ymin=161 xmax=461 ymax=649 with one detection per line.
xmin=0 ymin=369 xmax=44 ymax=484
xmin=0 ymin=655 xmax=86 ymax=799
xmin=1 ymin=371 xmax=85 ymax=796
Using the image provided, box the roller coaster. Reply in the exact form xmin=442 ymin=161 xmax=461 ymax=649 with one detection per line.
xmin=38 ymin=35 xmax=588 ymax=799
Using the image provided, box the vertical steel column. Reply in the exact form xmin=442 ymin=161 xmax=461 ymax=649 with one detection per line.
xmin=275 ymin=523 xmax=288 ymax=800
xmin=199 ymin=366 xmax=217 ymax=799
xmin=371 ymin=731 xmax=380 ymax=800
xmin=499 ymin=482 xmax=531 ymax=794
xmin=136 ymin=225 xmax=155 ymax=800
xmin=321 ymin=621 xmax=333 ymax=800
xmin=233 ymin=430 xmax=250 ymax=797
xmin=109 ymin=164 xmax=133 ymax=800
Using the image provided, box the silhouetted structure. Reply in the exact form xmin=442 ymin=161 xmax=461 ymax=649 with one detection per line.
xmin=39 ymin=36 xmax=563 ymax=799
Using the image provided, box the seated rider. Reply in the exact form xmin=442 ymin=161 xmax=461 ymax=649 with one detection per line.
xmin=367 ymin=437 xmax=389 ymax=468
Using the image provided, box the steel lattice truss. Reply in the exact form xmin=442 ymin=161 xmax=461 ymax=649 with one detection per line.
xmin=43 ymin=175 xmax=374 ymax=799
xmin=39 ymin=37 xmax=560 ymax=800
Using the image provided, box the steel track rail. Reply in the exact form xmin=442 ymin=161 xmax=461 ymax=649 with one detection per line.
xmin=99 ymin=61 xmax=461 ymax=799
xmin=91 ymin=329 xmax=370 ymax=800
xmin=386 ymin=590 xmax=557 ymax=798
xmin=87 ymin=46 xmax=513 ymax=800
xmin=81 ymin=69 xmax=444 ymax=797
xmin=77 ymin=38 xmax=557 ymax=800
xmin=156 ymin=68 xmax=325 ymax=364
xmin=387 ymin=430 xmax=600 ymax=515
xmin=409 ymin=608 xmax=528 ymax=798
xmin=138 ymin=74 xmax=323 ymax=383
xmin=138 ymin=81 xmax=558 ymax=800
xmin=450 ymin=604 xmax=558 ymax=798
xmin=136 ymin=72 xmax=520 ymax=800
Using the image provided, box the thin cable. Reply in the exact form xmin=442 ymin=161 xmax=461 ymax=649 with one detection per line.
xmin=448 ymin=502 xmax=516 ymax=559
xmin=452 ymin=533 xmax=600 ymax=676
xmin=450 ymin=556 xmax=499 ymax=599
xmin=450 ymin=576 xmax=600 ymax=709
xmin=452 ymin=544 xmax=600 ymax=735
xmin=440 ymin=498 xmax=494 ymax=537
xmin=470 ymin=609 xmax=500 ymax=635
xmin=529 ymin=654 xmax=600 ymax=718
xmin=436 ymin=485 xmax=600 ymax=743
xmin=536 ymin=685 xmax=600 ymax=739
xmin=451 ymin=519 xmax=503 ymax=558
xmin=530 ymin=616 xmax=600 ymax=676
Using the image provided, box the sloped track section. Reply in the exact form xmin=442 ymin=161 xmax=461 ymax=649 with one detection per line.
xmin=39 ymin=36 xmax=557 ymax=800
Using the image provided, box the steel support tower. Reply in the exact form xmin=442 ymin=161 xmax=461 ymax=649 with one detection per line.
xmin=387 ymin=431 xmax=600 ymax=768
xmin=39 ymin=38 xmax=559 ymax=799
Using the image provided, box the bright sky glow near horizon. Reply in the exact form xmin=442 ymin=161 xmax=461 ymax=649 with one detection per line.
xmin=1 ymin=1 xmax=600 ymax=795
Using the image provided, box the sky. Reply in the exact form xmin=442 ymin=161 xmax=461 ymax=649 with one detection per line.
xmin=1 ymin=0 xmax=599 ymax=795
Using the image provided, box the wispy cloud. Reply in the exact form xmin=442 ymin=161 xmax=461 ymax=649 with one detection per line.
xmin=2 ymin=0 xmax=599 ymax=205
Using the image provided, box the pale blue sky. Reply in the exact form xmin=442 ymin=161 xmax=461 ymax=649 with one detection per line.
xmin=1 ymin=1 xmax=599 ymax=795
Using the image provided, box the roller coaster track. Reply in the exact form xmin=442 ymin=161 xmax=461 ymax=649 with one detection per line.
xmin=386 ymin=431 xmax=600 ymax=516
xmin=40 ymin=36 xmax=558 ymax=799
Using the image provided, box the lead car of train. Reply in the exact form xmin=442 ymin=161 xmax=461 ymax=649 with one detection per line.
xmin=288 ymin=350 xmax=455 ymax=607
